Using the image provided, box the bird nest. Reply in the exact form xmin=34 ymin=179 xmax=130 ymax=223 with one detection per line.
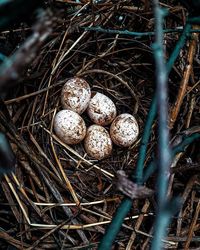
xmin=0 ymin=1 xmax=200 ymax=249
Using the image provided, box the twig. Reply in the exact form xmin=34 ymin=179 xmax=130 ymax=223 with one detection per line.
xmin=0 ymin=231 xmax=30 ymax=249
xmin=33 ymin=198 xmax=119 ymax=207
xmin=50 ymin=106 xmax=80 ymax=205
xmin=150 ymin=2 xmax=172 ymax=248
xmin=153 ymin=3 xmax=171 ymax=203
xmin=83 ymin=26 xmax=200 ymax=37
xmin=184 ymin=200 xmax=200 ymax=249
xmin=98 ymin=10 xmax=192 ymax=250
xmin=4 ymin=174 xmax=31 ymax=224
xmin=27 ymin=220 xmax=71 ymax=250
xmin=176 ymin=175 xmax=200 ymax=236
xmin=78 ymin=69 xmax=138 ymax=102
xmin=42 ymin=2 xmax=90 ymax=115
xmin=143 ymin=132 xmax=200 ymax=182
xmin=29 ymin=213 xmax=152 ymax=230
xmin=4 ymin=80 xmax=65 ymax=105
xmin=135 ymin=20 xmax=191 ymax=185
xmin=170 ymin=26 xmax=199 ymax=128
xmin=0 ymin=9 xmax=54 ymax=92
xmin=126 ymin=200 xmax=150 ymax=250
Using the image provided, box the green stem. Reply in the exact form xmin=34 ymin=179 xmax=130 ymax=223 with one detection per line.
xmin=135 ymin=22 xmax=191 ymax=184
xmin=134 ymin=95 xmax=156 ymax=184
xmin=150 ymin=211 xmax=170 ymax=250
xmin=143 ymin=133 xmax=200 ymax=182
xmin=153 ymin=2 xmax=170 ymax=205
xmin=83 ymin=26 xmax=195 ymax=37
xmin=167 ymin=23 xmax=191 ymax=73
xmin=98 ymin=199 xmax=132 ymax=249
xmin=98 ymin=16 xmax=192 ymax=250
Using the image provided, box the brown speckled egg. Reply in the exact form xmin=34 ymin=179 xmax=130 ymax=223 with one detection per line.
xmin=54 ymin=110 xmax=86 ymax=144
xmin=87 ymin=93 xmax=117 ymax=126
xmin=84 ymin=125 xmax=112 ymax=160
xmin=61 ymin=77 xmax=91 ymax=114
xmin=110 ymin=114 xmax=139 ymax=147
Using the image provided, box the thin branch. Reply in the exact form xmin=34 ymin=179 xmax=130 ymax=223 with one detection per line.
xmin=0 ymin=9 xmax=54 ymax=92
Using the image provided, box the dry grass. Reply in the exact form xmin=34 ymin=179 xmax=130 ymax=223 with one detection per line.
xmin=0 ymin=1 xmax=200 ymax=249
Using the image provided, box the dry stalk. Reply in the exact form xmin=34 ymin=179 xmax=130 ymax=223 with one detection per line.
xmin=169 ymin=25 xmax=199 ymax=128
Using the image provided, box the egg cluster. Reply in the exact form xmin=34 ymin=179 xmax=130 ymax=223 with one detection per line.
xmin=54 ymin=77 xmax=139 ymax=160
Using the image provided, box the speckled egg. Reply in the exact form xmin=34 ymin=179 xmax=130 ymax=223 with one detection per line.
xmin=87 ymin=93 xmax=117 ymax=126
xmin=54 ymin=110 xmax=86 ymax=144
xmin=110 ymin=114 xmax=139 ymax=147
xmin=61 ymin=77 xmax=91 ymax=114
xmin=84 ymin=125 xmax=112 ymax=160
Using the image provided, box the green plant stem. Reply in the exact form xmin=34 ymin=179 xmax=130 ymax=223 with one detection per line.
xmin=135 ymin=22 xmax=191 ymax=184
xmin=83 ymin=26 xmax=196 ymax=37
xmin=98 ymin=199 xmax=132 ymax=249
xmin=188 ymin=16 xmax=200 ymax=24
xmin=167 ymin=23 xmax=191 ymax=73
xmin=150 ymin=197 xmax=182 ymax=250
xmin=153 ymin=2 xmax=171 ymax=204
xmin=134 ymin=94 xmax=156 ymax=184
xmin=150 ymin=211 xmax=170 ymax=249
xmin=98 ymin=15 xmax=192 ymax=250
xmin=143 ymin=133 xmax=200 ymax=182
xmin=150 ymin=2 xmax=171 ymax=248
xmin=172 ymin=133 xmax=200 ymax=153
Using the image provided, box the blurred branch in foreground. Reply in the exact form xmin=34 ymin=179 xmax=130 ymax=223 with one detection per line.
xmin=0 ymin=8 xmax=54 ymax=95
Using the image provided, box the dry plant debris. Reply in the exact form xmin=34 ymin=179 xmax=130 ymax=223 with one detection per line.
xmin=0 ymin=0 xmax=200 ymax=249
